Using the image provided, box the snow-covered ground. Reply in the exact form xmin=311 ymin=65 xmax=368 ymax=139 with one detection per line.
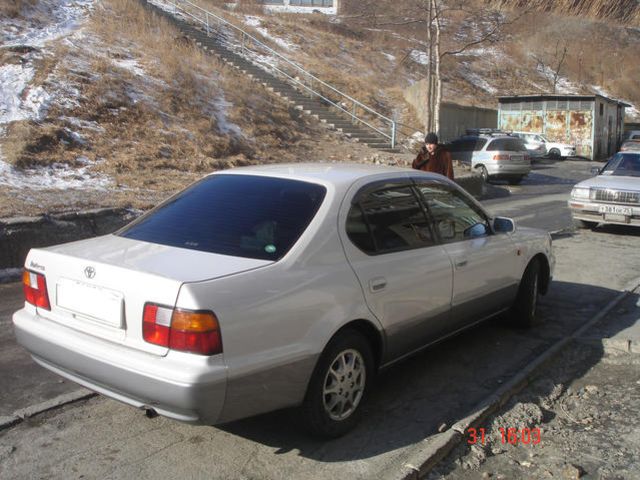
xmin=243 ymin=15 xmax=297 ymax=51
xmin=0 ymin=0 xmax=113 ymax=191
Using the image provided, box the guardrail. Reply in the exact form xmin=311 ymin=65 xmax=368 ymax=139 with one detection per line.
xmin=150 ymin=0 xmax=397 ymax=147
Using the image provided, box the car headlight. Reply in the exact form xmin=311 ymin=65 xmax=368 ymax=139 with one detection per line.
xmin=571 ymin=187 xmax=590 ymax=200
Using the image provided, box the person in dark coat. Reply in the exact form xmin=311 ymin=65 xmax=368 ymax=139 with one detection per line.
xmin=412 ymin=132 xmax=454 ymax=180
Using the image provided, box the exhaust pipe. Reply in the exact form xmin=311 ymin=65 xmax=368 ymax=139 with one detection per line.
xmin=143 ymin=407 xmax=158 ymax=419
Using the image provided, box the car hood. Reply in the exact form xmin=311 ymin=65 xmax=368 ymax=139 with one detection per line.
xmin=576 ymin=175 xmax=640 ymax=191
xmin=44 ymin=234 xmax=274 ymax=283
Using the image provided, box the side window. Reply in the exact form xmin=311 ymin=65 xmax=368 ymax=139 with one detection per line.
xmin=473 ymin=138 xmax=488 ymax=151
xmin=416 ymin=183 xmax=490 ymax=243
xmin=347 ymin=185 xmax=435 ymax=254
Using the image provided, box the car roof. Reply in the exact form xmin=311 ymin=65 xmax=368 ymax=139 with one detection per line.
xmin=210 ymin=162 xmax=446 ymax=188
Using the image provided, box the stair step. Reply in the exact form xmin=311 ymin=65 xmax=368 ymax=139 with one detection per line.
xmin=147 ymin=1 xmax=390 ymax=152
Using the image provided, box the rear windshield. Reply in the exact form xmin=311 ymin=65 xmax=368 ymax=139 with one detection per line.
xmin=486 ymin=138 xmax=527 ymax=152
xmin=119 ymin=174 xmax=327 ymax=260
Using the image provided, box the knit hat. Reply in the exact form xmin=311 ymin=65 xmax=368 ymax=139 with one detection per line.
xmin=424 ymin=132 xmax=438 ymax=144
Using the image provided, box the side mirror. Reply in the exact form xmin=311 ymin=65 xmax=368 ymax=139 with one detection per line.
xmin=590 ymin=167 xmax=601 ymax=175
xmin=493 ymin=216 xmax=515 ymax=234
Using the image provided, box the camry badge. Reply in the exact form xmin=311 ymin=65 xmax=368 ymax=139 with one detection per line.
xmin=84 ymin=266 xmax=96 ymax=279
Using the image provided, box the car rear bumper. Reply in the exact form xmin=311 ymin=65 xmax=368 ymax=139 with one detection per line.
xmin=568 ymin=201 xmax=640 ymax=227
xmin=486 ymin=163 xmax=531 ymax=177
xmin=13 ymin=308 xmax=227 ymax=424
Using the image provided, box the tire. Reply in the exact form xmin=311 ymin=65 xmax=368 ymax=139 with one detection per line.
xmin=507 ymin=176 xmax=524 ymax=185
xmin=549 ymin=148 xmax=561 ymax=160
xmin=573 ymin=218 xmax=597 ymax=230
xmin=477 ymin=165 xmax=489 ymax=183
xmin=301 ymin=330 xmax=374 ymax=438
xmin=511 ymin=260 xmax=540 ymax=328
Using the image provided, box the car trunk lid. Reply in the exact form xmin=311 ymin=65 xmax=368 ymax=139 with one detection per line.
xmin=25 ymin=235 xmax=272 ymax=356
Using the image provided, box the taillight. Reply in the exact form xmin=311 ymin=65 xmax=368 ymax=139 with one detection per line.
xmin=493 ymin=154 xmax=509 ymax=161
xmin=524 ymin=154 xmax=529 ymax=162
xmin=143 ymin=303 xmax=222 ymax=356
xmin=23 ymin=270 xmax=51 ymax=310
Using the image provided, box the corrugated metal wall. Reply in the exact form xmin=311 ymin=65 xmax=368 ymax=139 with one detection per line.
xmin=499 ymin=96 xmax=626 ymax=160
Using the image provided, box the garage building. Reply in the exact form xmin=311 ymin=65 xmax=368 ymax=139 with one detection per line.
xmin=498 ymin=94 xmax=628 ymax=160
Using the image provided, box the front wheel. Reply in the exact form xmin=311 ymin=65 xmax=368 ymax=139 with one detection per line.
xmin=511 ymin=260 xmax=540 ymax=328
xmin=301 ymin=330 xmax=374 ymax=438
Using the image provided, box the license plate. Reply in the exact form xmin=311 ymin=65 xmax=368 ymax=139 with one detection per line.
xmin=598 ymin=205 xmax=633 ymax=215
xmin=510 ymin=155 xmax=524 ymax=162
xmin=604 ymin=214 xmax=630 ymax=223
xmin=56 ymin=278 xmax=124 ymax=328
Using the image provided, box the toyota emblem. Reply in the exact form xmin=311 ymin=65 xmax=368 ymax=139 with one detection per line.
xmin=84 ymin=266 xmax=96 ymax=279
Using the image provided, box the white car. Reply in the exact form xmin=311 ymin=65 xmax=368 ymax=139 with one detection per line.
xmin=512 ymin=132 xmax=576 ymax=159
xmin=569 ymin=152 xmax=640 ymax=228
xmin=13 ymin=164 xmax=554 ymax=437
xmin=449 ymin=132 xmax=531 ymax=184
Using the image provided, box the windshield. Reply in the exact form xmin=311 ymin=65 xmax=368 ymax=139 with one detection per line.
xmin=119 ymin=174 xmax=327 ymax=260
xmin=601 ymin=153 xmax=640 ymax=177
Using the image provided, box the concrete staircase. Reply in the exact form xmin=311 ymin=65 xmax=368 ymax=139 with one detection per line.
xmin=145 ymin=1 xmax=400 ymax=152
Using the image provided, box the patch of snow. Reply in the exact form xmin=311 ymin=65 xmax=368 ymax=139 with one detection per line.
xmin=243 ymin=15 xmax=297 ymax=51
xmin=2 ymin=0 xmax=96 ymax=48
xmin=382 ymin=52 xmax=396 ymax=62
xmin=0 ymin=63 xmax=52 ymax=124
xmin=244 ymin=16 xmax=261 ymax=28
xmin=59 ymin=116 xmax=105 ymax=132
xmin=410 ymin=50 xmax=429 ymax=66
xmin=213 ymin=96 xmax=242 ymax=136
xmin=463 ymin=70 xmax=497 ymax=95
xmin=263 ymin=5 xmax=337 ymax=15
xmin=112 ymin=58 xmax=146 ymax=77
xmin=0 ymin=156 xmax=112 ymax=190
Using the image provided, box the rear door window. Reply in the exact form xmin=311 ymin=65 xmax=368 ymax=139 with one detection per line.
xmin=119 ymin=175 xmax=326 ymax=260
xmin=347 ymin=184 xmax=435 ymax=254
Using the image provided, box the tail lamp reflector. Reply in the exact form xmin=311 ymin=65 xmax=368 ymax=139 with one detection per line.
xmin=493 ymin=154 xmax=509 ymax=161
xmin=23 ymin=270 xmax=51 ymax=310
xmin=143 ymin=303 xmax=222 ymax=356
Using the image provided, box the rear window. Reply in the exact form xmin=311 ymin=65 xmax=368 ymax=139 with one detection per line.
xmin=119 ymin=174 xmax=326 ymax=260
xmin=486 ymin=138 xmax=527 ymax=152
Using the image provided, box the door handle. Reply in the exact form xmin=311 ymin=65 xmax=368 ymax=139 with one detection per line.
xmin=369 ymin=277 xmax=387 ymax=293
xmin=455 ymin=259 xmax=468 ymax=268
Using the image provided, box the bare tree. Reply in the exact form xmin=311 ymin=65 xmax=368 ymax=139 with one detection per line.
xmin=533 ymin=39 xmax=568 ymax=94
xmin=401 ymin=1 xmax=515 ymax=134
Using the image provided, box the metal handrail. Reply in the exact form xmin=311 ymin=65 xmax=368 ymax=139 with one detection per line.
xmin=151 ymin=0 xmax=397 ymax=147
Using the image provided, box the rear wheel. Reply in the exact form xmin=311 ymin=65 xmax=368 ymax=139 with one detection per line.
xmin=477 ymin=165 xmax=489 ymax=183
xmin=301 ymin=330 xmax=374 ymax=438
xmin=512 ymin=260 xmax=540 ymax=328
xmin=549 ymin=148 xmax=561 ymax=159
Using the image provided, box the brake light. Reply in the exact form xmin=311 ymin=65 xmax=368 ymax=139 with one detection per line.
xmin=493 ymin=154 xmax=509 ymax=161
xmin=23 ymin=270 xmax=51 ymax=310
xmin=143 ymin=303 xmax=222 ymax=355
xmin=524 ymin=154 xmax=529 ymax=162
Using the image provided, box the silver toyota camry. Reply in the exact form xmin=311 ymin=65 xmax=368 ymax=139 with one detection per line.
xmin=13 ymin=163 xmax=554 ymax=438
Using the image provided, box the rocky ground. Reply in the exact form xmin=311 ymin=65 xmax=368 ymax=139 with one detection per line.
xmin=428 ymin=283 xmax=640 ymax=480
